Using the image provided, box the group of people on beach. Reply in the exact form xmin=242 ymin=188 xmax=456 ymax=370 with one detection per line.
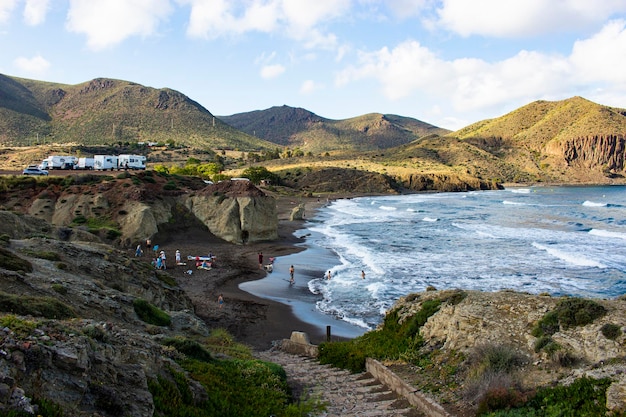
xmin=135 ymin=238 xmax=215 ymax=273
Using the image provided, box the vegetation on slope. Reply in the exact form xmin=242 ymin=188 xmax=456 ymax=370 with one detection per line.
xmin=219 ymin=104 xmax=450 ymax=153
xmin=1 ymin=75 xmax=278 ymax=150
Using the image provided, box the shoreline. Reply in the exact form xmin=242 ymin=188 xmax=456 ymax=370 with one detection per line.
xmin=166 ymin=194 xmax=362 ymax=350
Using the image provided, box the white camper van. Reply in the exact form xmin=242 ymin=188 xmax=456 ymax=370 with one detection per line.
xmin=118 ymin=154 xmax=146 ymax=170
xmin=74 ymin=157 xmax=95 ymax=170
xmin=94 ymin=155 xmax=119 ymax=171
xmin=39 ymin=155 xmax=77 ymax=170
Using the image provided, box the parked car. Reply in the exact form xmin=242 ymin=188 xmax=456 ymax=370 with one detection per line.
xmin=22 ymin=165 xmax=48 ymax=176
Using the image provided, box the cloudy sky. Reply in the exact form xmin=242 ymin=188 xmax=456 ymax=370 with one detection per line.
xmin=1 ymin=0 xmax=626 ymax=130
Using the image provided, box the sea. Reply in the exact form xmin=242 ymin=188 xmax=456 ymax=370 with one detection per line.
xmin=240 ymin=185 xmax=626 ymax=338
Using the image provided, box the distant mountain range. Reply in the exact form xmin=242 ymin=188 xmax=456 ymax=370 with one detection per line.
xmin=1 ymin=73 xmax=625 ymax=185
xmin=218 ymin=105 xmax=450 ymax=153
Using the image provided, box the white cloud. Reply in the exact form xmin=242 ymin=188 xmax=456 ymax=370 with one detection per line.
xmin=336 ymin=19 xmax=626 ymax=118
xmin=66 ymin=0 xmax=173 ymax=50
xmin=182 ymin=0 xmax=281 ymax=39
xmin=432 ymin=0 xmax=626 ymax=37
xmin=14 ymin=54 xmax=50 ymax=74
xmin=182 ymin=0 xmax=349 ymax=50
xmin=385 ymin=0 xmax=429 ymax=19
xmin=570 ymin=19 xmax=626 ymax=87
xmin=300 ymin=79 xmax=322 ymax=94
xmin=260 ymin=63 xmax=285 ymax=79
xmin=0 ymin=0 xmax=18 ymax=24
xmin=23 ymin=0 xmax=49 ymax=25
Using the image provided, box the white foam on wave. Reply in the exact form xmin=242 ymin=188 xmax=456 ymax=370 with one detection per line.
xmin=422 ymin=217 xmax=438 ymax=222
xmin=503 ymin=200 xmax=527 ymax=205
xmin=532 ymin=242 xmax=606 ymax=268
xmin=509 ymin=188 xmax=531 ymax=194
xmin=583 ymin=200 xmax=607 ymax=207
xmin=379 ymin=205 xmax=397 ymax=211
xmin=366 ymin=282 xmax=387 ymax=300
xmin=589 ymin=229 xmax=626 ymax=240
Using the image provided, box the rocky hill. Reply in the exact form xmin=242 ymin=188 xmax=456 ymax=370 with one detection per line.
xmin=452 ymin=96 xmax=626 ymax=182
xmin=219 ymin=105 xmax=450 ymax=153
xmin=0 ymin=74 xmax=276 ymax=150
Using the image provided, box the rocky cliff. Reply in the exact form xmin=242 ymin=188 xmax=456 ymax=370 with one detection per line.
xmin=1 ymin=173 xmax=278 ymax=246
xmin=391 ymin=289 xmax=626 ymax=414
xmin=0 ymin=212 xmax=209 ymax=416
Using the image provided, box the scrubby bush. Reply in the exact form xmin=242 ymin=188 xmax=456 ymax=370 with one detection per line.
xmin=0 ymin=292 xmax=74 ymax=319
xmin=132 ymin=299 xmax=171 ymax=326
xmin=319 ymin=299 xmax=443 ymax=372
xmin=0 ymin=247 xmax=33 ymax=273
xmin=163 ymin=337 xmax=213 ymax=362
xmin=600 ymin=323 xmax=622 ymax=340
xmin=532 ymin=297 xmax=606 ymax=337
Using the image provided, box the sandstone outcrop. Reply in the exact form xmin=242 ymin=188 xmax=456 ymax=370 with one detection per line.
xmin=392 ymin=289 xmax=626 ymax=414
xmin=3 ymin=174 xmax=278 ymax=246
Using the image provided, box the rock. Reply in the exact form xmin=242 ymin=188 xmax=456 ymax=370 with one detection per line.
xmin=289 ymin=204 xmax=305 ymax=221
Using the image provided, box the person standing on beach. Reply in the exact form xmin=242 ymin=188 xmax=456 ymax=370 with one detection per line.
xmin=361 ymin=270 xmax=365 ymax=280
xmin=135 ymin=244 xmax=142 ymax=257
xmin=258 ymin=252 xmax=263 ymax=269
xmin=289 ymin=265 xmax=295 ymax=284
xmin=327 ymin=270 xmax=332 ymax=280
xmin=175 ymin=250 xmax=181 ymax=265
xmin=218 ymin=294 xmax=224 ymax=308
xmin=160 ymin=250 xmax=166 ymax=270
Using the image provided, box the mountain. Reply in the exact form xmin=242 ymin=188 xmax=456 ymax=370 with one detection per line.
xmin=0 ymin=74 xmax=276 ymax=150
xmin=219 ymin=105 xmax=450 ymax=153
xmin=450 ymin=96 xmax=626 ymax=181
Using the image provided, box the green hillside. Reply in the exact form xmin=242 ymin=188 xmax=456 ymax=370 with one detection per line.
xmin=0 ymin=74 xmax=277 ymax=150
xmin=219 ymin=105 xmax=450 ymax=153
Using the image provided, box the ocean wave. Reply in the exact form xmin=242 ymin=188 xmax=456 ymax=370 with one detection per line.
xmin=509 ymin=188 xmax=532 ymax=194
xmin=589 ymin=229 xmax=626 ymax=240
xmin=502 ymin=200 xmax=528 ymax=205
xmin=583 ymin=200 xmax=607 ymax=207
xmin=532 ymin=242 xmax=606 ymax=268
xmin=379 ymin=205 xmax=397 ymax=211
xmin=422 ymin=217 xmax=438 ymax=222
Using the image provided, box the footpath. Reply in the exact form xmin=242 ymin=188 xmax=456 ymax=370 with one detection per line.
xmin=255 ymin=347 xmax=425 ymax=417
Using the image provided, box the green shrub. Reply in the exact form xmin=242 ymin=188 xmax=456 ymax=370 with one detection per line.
xmin=319 ymin=299 xmax=443 ymax=372
xmin=0 ymin=292 xmax=74 ymax=319
xmin=51 ymin=284 xmax=68 ymax=295
xmin=83 ymin=324 xmax=108 ymax=342
xmin=132 ymin=299 xmax=171 ymax=326
xmin=163 ymin=337 xmax=213 ymax=362
xmin=600 ymin=323 xmax=622 ymax=340
xmin=0 ymin=247 xmax=33 ymax=273
xmin=532 ymin=298 xmax=606 ymax=337
xmin=486 ymin=377 xmax=611 ymax=417
xmin=0 ymin=314 xmax=37 ymax=337
xmin=21 ymin=249 xmax=61 ymax=261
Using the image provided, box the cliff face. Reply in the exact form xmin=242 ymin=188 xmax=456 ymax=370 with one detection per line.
xmin=545 ymin=135 xmax=626 ymax=173
xmin=7 ymin=176 xmax=278 ymax=245
xmin=0 ymin=215 xmax=207 ymax=416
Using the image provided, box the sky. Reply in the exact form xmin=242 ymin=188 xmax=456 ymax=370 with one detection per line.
xmin=1 ymin=1 xmax=626 ymax=131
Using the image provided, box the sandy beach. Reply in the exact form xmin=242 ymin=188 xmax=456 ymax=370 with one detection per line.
xmin=150 ymin=194 xmax=360 ymax=350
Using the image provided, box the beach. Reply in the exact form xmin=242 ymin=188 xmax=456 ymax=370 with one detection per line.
xmin=154 ymin=194 xmax=358 ymax=350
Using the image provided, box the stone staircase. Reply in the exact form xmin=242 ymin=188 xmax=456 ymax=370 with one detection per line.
xmin=255 ymin=348 xmax=425 ymax=417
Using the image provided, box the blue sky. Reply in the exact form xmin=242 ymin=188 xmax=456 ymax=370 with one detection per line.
xmin=1 ymin=0 xmax=626 ymax=131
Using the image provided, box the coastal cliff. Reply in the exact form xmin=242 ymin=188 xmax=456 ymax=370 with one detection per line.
xmin=1 ymin=173 xmax=277 ymax=245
